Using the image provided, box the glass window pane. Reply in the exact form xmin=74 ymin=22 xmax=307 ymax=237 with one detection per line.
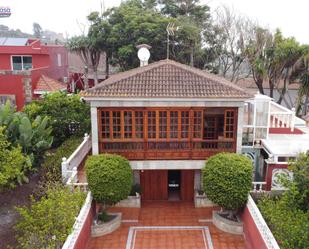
xmin=124 ymin=111 xmax=132 ymax=138
xmin=101 ymin=111 xmax=110 ymax=139
xmin=159 ymin=111 xmax=167 ymax=139
xmin=181 ymin=111 xmax=189 ymax=138
xmin=12 ymin=56 xmax=22 ymax=70
xmin=112 ymin=111 xmax=121 ymax=139
xmin=193 ymin=111 xmax=202 ymax=138
xmin=147 ymin=111 xmax=156 ymax=139
xmin=170 ymin=111 xmax=178 ymax=139
xmin=22 ymin=56 xmax=32 ymax=70
xmin=135 ymin=111 xmax=144 ymax=139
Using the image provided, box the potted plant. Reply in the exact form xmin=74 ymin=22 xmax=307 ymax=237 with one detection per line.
xmin=194 ymin=189 xmax=217 ymax=208
xmin=202 ymin=153 xmax=253 ymax=234
xmin=115 ymin=183 xmax=142 ymax=208
xmin=85 ymin=153 xmax=133 ymax=237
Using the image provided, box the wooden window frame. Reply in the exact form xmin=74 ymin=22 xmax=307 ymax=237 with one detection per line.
xmin=97 ymin=107 xmax=237 ymax=143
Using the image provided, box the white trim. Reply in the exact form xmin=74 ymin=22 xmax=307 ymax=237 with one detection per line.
xmin=34 ymin=89 xmax=66 ymax=95
xmin=83 ymin=96 xmax=248 ymax=102
xmin=62 ymin=192 xmax=93 ymax=249
xmin=130 ymin=160 xmax=205 ymax=170
xmin=125 ymin=226 xmax=213 ymax=249
xmin=11 ymin=55 xmax=33 ymax=71
xmin=91 ymin=107 xmax=99 ymax=154
xmin=57 ymin=53 xmax=62 ymax=67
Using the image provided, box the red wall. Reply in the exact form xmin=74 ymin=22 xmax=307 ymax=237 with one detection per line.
xmin=0 ymin=72 xmax=25 ymax=109
xmin=242 ymin=204 xmax=268 ymax=249
xmin=269 ymin=127 xmax=303 ymax=134
xmin=0 ymin=41 xmax=68 ymax=110
xmin=266 ymin=163 xmax=288 ymax=190
xmin=73 ymin=201 xmax=95 ymax=249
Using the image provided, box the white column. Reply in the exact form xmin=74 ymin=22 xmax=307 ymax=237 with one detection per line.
xmin=91 ymin=106 xmax=99 ymax=155
xmin=61 ymin=157 xmax=68 ymax=181
xmin=236 ymin=105 xmax=244 ymax=154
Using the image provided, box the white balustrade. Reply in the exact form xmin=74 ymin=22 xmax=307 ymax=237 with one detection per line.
xmin=61 ymin=133 xmax=92 ymax=182
xmin=252 ymin=181 xmax=266 ymax=192
xmin=270 ymin=102 xmax=295 ymax=131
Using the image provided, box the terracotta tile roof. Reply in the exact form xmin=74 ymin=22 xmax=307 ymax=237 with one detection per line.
xmin=34 ymin=75 xmax=66 ymax=93
xmin=81 ymin=59 xmax=252 ymax=99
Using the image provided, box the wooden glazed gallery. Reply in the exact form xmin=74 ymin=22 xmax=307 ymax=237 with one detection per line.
xmin=98 ymin=107 xmax=238 ymax=160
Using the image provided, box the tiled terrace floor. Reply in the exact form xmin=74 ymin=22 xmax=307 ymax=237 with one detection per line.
xmin=88 ymin=201 xmax=248 ymax=249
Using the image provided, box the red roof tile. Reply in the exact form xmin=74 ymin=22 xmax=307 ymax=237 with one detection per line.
xmin=81 ymin=59 xmax=252 ymax=99
xmin=34 ymin=75 xmax=66 ymax=93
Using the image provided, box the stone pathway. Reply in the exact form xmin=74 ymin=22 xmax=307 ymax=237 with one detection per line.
xmin=88 ymin=201 xmax=247 ymax=249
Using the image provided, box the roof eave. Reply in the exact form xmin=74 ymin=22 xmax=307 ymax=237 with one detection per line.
xmin=81 ymin=96 xmax=251 ymax=102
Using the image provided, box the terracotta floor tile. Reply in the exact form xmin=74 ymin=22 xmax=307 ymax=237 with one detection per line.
xmin=88 ymin=201 xmax=248 ymax=249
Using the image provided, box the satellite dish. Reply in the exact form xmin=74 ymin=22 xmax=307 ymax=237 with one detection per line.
xmin=138 ymin=47 xmax=150 ymax=62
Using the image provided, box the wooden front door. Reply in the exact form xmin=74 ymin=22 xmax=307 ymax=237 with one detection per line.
xmin=181 ymin=170 xmax=195 ymax=201
xmin=140 ymin=170 xmax=168 ymax=200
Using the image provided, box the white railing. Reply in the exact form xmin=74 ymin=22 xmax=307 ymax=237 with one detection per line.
xmin=62 ymin=133 xmax=91 ymax=181
xmin=62 ymin=192 xmax=93 ymax=249
xmin=252 ymin=181 xmax=266 ymax=192
xmin=247 ymin=195 xmax=280 ymax=249
xmin=270 ymin=101 xmax=295 ymax=130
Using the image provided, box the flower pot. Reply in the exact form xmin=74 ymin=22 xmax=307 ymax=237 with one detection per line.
xmin=212 ymin=210 xmax=243 ymax=235
xmin=91 ymin=212 xmax=122 ymax=237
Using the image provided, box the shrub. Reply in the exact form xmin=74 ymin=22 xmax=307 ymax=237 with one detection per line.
xmin=202 ymin=153 xmax=253 ymax=212
xmin=24 ymin=92 xmax=90 ymax=147
xmin=258 ymin=186 xmax=309 ymax=249
xmin=35 ymin=136 xmax=82 ymax=197
xmin=288 ymin=151 xmax=309 ymax=211
xmin=15 ymin=184 xmax=86 ymax=249
xmin=0 ymin=127 xmax=31 ymax=190
xmin=86 ymin=154 xmax=133 ymax=206
xmin=0 ymin=101 xmax=53 ymax=166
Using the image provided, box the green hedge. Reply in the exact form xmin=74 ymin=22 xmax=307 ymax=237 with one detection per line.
xmin=15 ymin=184 xmax=86 ymax=249
xmin=202 ymin=153 xmax=253 ymax=211
xmin=35 ymin=136 xmax=82 ymax=196
xmin=258 ymin=189 xmax=309 ymax=249
xmin=86 ymin=154 xmax=133 ymax=206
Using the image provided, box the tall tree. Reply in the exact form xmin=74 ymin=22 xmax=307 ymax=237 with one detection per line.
xmin=159 ymin=0 xmax=211 ymax=66
xmin=245 ymin=26 xmax=273 ymax=94
xmin=33 ymin=22 xmax=42 ymax=39
xmin=66 ymin=36 xmax=101 ymax=86
xmin=212 ymin=6 xmax=254 ymax=82
xmin=102 ymin=0 xmax=170 ymax=70
xmin=87 ymin=11 xmax=112 ymax=78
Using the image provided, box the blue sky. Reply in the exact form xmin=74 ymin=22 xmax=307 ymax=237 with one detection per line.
xmin=0 ymin=0 xmax=308 ymax=44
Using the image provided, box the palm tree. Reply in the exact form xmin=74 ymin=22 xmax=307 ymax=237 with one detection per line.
xmin=296 ymin=73 xmax=309 ymax=116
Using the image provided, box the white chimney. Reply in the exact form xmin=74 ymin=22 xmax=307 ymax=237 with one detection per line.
xmin=136 ymin=44 xmax=151 ymax=67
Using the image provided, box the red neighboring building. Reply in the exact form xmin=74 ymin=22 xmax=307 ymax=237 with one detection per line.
xmin=0 ymin=37 xmax=68 ymax=110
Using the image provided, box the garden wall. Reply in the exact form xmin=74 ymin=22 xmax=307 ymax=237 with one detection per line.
xmin=242 ymin=195 xmax=280 ymax=249
xmin=62 ymin=193 xmax=95 ymax=249
xmin=72 ymin=202 xmax=95 ymax=249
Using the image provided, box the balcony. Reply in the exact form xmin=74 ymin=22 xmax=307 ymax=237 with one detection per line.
xmin=99 ymin=140 xmax=235 ymax=160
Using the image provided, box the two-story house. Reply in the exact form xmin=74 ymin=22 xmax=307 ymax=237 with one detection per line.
xmin=0 ymin=37 xmax=68 ymax=109
xmin=81 ymin=59 xmax=253 ymax=201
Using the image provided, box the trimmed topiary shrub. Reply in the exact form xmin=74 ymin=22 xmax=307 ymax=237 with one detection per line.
xmin=202 ymin=153 xmax=253 ymax=213
xmin=86 ymin=154 xmax=133 ymax=207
